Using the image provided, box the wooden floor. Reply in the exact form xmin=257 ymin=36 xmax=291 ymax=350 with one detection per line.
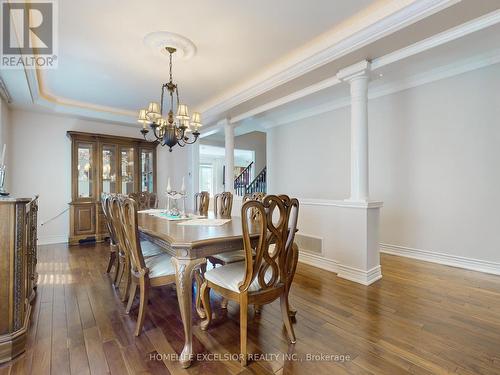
xmin=1 ymin=243 xmax=500 ymax=375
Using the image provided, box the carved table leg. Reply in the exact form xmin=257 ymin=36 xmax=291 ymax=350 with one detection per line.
xmin=172 ymin=257 xmax=206 ymax=369
xmin=194 ymin=262 xmax=207 ymax=319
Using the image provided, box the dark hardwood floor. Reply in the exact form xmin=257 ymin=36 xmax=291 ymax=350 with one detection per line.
xmin=1 ymin=242 xmax=500 ymax=374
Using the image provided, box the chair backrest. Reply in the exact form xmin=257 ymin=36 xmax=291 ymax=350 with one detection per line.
xmin=120 ymin=197 xmax=147 ymax=275
xmin=129 ymin=192 xmax=157 ymax=210
xmin=239 ymin=195 xmax=299 ymax=293
xmin=101 ymin=193 xmax=117 ymax=245
xmin=146 ymin=192 xmax=158 ymax=208
xmin=214 ymin=191 xmax=233 ymax=217
xmin=243 ymin=192 xmax=265 ymax=222
xmin=194 ymin=191 xmax=210 ymax=216
xmin=108 ymin=194 xmax=128 ymax=255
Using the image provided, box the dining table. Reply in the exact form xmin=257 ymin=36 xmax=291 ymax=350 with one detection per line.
xmin=137 ymin=211 xmax=259 ymax=368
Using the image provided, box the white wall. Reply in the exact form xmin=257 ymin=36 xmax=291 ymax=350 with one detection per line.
xmin=8 ymin=109 xmax=187 ymax=244
xmin=268 ymin=63 xmax=500 ymax=264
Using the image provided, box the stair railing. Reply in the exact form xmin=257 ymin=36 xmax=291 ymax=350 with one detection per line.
xmin=245 ymin=167 xmax=266 ymax=195
xmin=233 ymin=162 xmax=254 ymax=196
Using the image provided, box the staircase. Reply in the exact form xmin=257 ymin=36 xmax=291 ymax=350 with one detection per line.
xmin=245 ymin=167 xmax=266 ymax=195
xmin=233 ymin=162 xmax=266 ymax=196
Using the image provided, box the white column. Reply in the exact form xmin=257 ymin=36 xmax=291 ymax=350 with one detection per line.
xmin=331 ymin=60 xmax=382 ymax=285
xmin=189 ymin=141 xmax=200 ymax=210
xmin=222 ymin=119 xmax=234 ymax=194
xmin=337 ymin=60 xmax=370 ymax=202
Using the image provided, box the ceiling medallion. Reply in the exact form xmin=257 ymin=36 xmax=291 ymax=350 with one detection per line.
xmin=143 ymin=31 xmax=197 ymax=60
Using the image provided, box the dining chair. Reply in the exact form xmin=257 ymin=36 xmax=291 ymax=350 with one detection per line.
xmin=139 ymin=191 xmax=158 ymax=209
xmin=201 ymin=192 xmax=265 ymax=312
xmin=200 ymin=195 xmax=300 ymax=366
xmin=101 ymin=193 xmax=118 ymax=279
xmin=129 ymin=192 xmax=157 ymax=210
xmin=119 ymin=197 xmax=178 ymax=336
xmin=108 ymin=194 xmax=163 ymax=302
xmin=208 ymin=192 xmax=264 ymax=268
xmin=194 ymin=191 xmax=209 ymax=216
xmin=213 ymin=191 xmax=233 ymax=217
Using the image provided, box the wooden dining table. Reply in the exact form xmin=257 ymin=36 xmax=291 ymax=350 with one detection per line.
xmin=138 ymin=212 xmax=259 ymax=368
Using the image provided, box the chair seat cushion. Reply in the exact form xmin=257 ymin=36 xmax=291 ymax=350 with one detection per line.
xmin=211 ymin=250 xmax=246 ymax=264
xmin=205 ymin=262 xmax=272 ymax=293
xmin=141 ymin=240 xmax=164 ymax=257
xmin=145 ymin=253 xmax=175 ymax=278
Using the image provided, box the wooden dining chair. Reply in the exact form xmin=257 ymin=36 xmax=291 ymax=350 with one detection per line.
xmin=213 ymin=191 xmax=233 ymax=217
xmin=108 ymin=194 xmax=164 ymax=302
xmin=129 ymin=192 xmax=157 ymax=210
xmin=200 ymin=195 xmax=300 ymax=366
xmin=208 ymin=192 xmax=263 ymax=268
xmin=139 ymin=192 xmax=157 ymax=209
xmin=101 ymin=193 xmax=118 ymax=279
xmin=194 ymin=191 xmax=209 ymax=216
xmin=117 ymin=197 xmax=178 ymax=336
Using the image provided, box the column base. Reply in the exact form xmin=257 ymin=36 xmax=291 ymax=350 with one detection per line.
xmin=337 ymin=264 xmax=382 ymax=285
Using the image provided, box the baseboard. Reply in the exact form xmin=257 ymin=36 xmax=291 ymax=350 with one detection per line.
xmin=380 ymin=243 xmax=500 ymax=276
xmin=38 ymin=235 xmax=68 ymax=245
xmin=298 ymin=251 xmax=338 ymax=273
xmin=336 ymin=264 xmax=382 ymax=285
xmin=298 ymin=251 xmax=383 ymax=285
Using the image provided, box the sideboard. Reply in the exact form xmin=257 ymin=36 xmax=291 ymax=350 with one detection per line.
xmin=0 ymin=196 xmax=38 ymax=363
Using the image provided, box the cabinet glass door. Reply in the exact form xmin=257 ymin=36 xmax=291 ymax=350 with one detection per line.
xmin=77 ymin=142 xmax=94 ymax=198
xmin=121 ymin=147 xmax=135 ymax=194
xmin=102 ymin=145 xmax=117 ymax=194
xmin=141 ymin=149 xmax=154 ymax=192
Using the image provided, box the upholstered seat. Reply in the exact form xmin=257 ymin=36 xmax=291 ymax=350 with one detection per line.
xmin=210 ymin=250 xmax=245 ymax=264
xmin=204 ymin=261 xmax=271 ymax=293
xmin=145 ymin=253 xmax=175 ymax=278
xmin=140 ymin=240 xmax=163 ymax=257
xmin=211 ymin=247 xmax=260 ymax=264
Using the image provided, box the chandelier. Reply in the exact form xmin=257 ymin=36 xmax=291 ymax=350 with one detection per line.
xmin=137 ymin=47 xmax=201 ymax=152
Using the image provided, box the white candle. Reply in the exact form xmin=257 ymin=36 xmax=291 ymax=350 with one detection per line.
xmin=181 ymin=176 xmax=185 ymax=193
xmin=0 ymin=144 xmax=5 ymax=166
xmin=167 ymin=177 xmax=171 ymax=192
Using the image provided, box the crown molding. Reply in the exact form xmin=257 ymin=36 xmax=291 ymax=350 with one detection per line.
xmin=19 ymin=55 xmax=137 ymax=125
xmin=371 ymin=8 xmax=500 ymax=69
xmin=200 ymin=0 xmax=459 ymax=123
xmin=267 ymin=48 xmax=500 ymax=128
xmin=13 ymin=0 xmax=496 ymax=129
xmin=229 ymin=75 xmax=341 ymax=124
xmin=229 ymin=9 xmax=500 ymax=126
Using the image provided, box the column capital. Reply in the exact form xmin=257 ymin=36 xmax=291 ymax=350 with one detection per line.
xmin=217 ymin=118 xmax=231 ymax=128
xmin=336 ymin=60 xmax=371 ymax=82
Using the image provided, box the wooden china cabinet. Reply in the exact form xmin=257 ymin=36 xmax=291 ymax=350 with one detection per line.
xmin=67 ymin=131 xmax=158 ymax=245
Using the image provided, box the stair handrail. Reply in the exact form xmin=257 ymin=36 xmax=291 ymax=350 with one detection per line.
xmin=234 ymin=161 xmax=254 ymax=182
xmin=245 ymin=166 xmax=266 ymax=195
xmin=233 ymin=161 xmax=254 ymax=196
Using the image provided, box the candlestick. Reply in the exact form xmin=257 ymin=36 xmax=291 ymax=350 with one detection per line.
xmin=0 ymin=144 xmax=5 ymax=166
